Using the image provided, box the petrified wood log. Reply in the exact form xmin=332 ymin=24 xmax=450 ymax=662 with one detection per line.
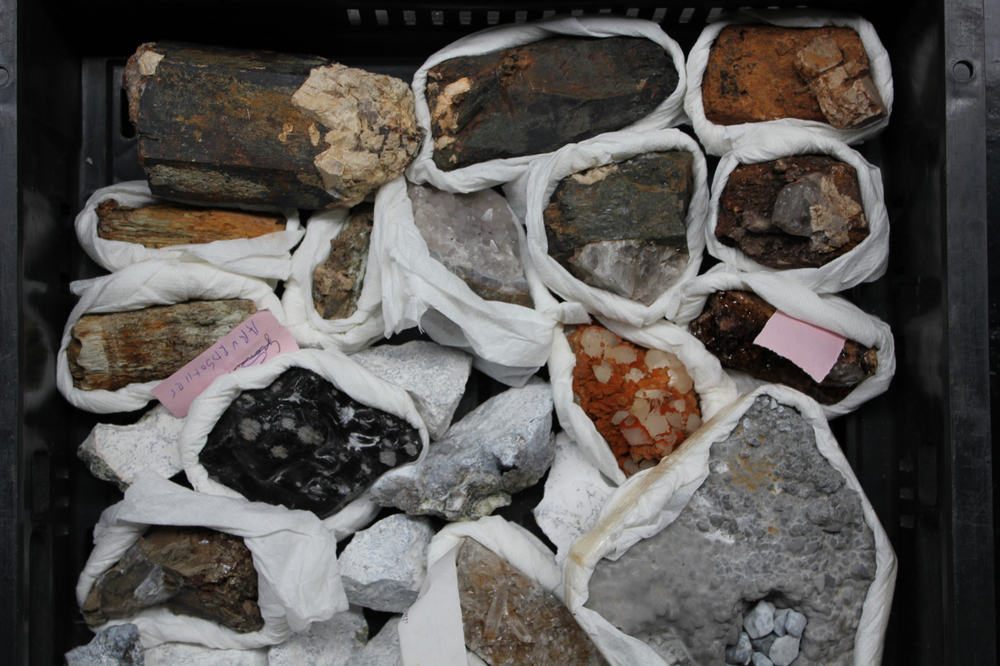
xmin=427 ymin=37 xmax=677 ymax=170
xmin=124 ymin=42 xmax=421 ymax=209
xmin=96 ymin=199 xmax=287 ymax=248
xmin=313 ymin=204 xmax=373 ymax=320
xmin=689 ymin=290 xmax=878 ymax=404
xmin=68 ymin=299 xmax=257 ymax=391
xmin=715 ymin=155 xmax=869 ymax=269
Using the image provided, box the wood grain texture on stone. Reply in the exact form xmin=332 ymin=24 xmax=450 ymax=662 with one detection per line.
xmin=427 ymin=37 xmax=677 ymax=170
xmin=96 ymin=198 xmax=287 ymax=248
xmin=68 ymin=299 xmax=257 ymax=391
xmin=124 ymin=42 xmax=421 ymax=209
xmin=313 ymin=204 xmax=374 ymax=319
xmin=703 ymin=26 xmax=883 ymax=128
xmin=82 ymin=525 xmax=264 ymax=634
xmin=689 ymin=290 xmax=878 ymax=404
xmin=716 ymin=155 xmax=869 ymax=269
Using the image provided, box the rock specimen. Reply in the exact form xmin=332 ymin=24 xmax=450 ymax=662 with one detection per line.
xmin=338 ymin=514 xmax=435 ymax=613
xmin=68 ymin=299 xmax=258 ymax=391
xmin=703 ymin=26 xmax=886 ymax=129
xmin=96 ymin=199 xmax=286 ymax=248
xmin=82 ymin=525 xmax=264 ymax=634
xmin=78 ymin=404 xmax=184 ymax=490
xmin=457 ymin=538 xmax=609 ymax=665
xmin=268 ymin=607 xmax=368 ymax=666
xmin=544 ymin=152 xmax=693 ymax=304
xmin=354 ymin=616 xmax=404 ymax=666
xmin=408 ymin=183 xmax=532 ymax=307
xmin=65 ymin=623 xmax=143 ymax=666
xmin=352 ymin=340 xmax=472 ymax=440
xmin=427 ymin=37 xmax=677 ymax=170
xmin=568 ymin=324 xmax=702 ymax=477
xmin=199 ymin=367 xmax=421 ymax=518
xmin=716 ymin=156 xmax=869 ymax=269
xmin=144 ymin=643 xmax=267 ymax=666
xmin=585 ymin=396 xmax=878 ymax=666
xmin=689 ymin=290 xmax=878 ymax=404
xmin=124 ymin=42 xmax=421 ymax=209
xmin=727 ymin=601 xmax=809 ymax=665
xmin=370 ymin=380 xmax=554 ymax=521
xmin=313 ymin=204 xmax=374 ymax=319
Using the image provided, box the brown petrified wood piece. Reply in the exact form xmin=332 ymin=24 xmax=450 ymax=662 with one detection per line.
xmin=313 ymin=203 xmax=374 ymax=320
xmin=703 ymin=26 xmax=886 ymax=129
xmin=124 ymin=42 xmax=421 ymax=209
xmin=68 ymin=299 xmax=258 ymax=391
xmin=689 ymin=290 xmax=878 ymax=404
xmin=96 ymin=199 xmax=287 ymax=248
xmin=715 ymin=155 xmax=869 ymax=269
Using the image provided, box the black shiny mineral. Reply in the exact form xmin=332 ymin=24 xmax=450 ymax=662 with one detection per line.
xmin=199 ymin=367 xmax=422 ymax=518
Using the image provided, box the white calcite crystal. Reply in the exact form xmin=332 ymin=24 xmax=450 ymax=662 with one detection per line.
xmin=338 ymin=514 xmax=435 ymax=613
xmin=354 ymin=616 xmax=403 ymax=666
xmin=78 ymin=404 xmax=184 ymax=490
xmin=144 ymin=642 xmax=268 ymax=666
xmin=268 ymin=607 xmax=368 ymax=666
xmin=352 ymin=341 xmax=472 ymax=440
xmin=370 ymin=379 xmax=555 ymax=521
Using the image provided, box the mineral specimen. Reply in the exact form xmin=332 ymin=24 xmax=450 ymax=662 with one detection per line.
xmin=408 ymin=182 xmax=532 ymax=307
xmin=689 ymin=290 xmax=878 ymax=404
xmin=144 ymin=643 xmax=267 ymax=666
xmin=82 ymin=525 xmax=264 ymax=634
xmin=427 ymin=36 xmax=677 ymax=170
xmin=703 ymin=26 xmax=884 ymax=128
xmin=313 ymin=204 xmax=374 ymax=319
xmin=78 ymin=404 xmax=183 ymax=490
xmin=716 ymin=156 xmax=869 ymax=269
xmin=199 ymin=367 xmax=422 ymax=518
xmin=585 ymin=397 xmax=878 ymax=666
xmin=268 ymin=607 xmax=367 ymax=666
xmin=727 ymin=601 xmax=809 ymax=666
xmin=370 ymin=380 xmax=554 ymax=521
xmin=544 ymin=152 xmax=693 ymax=304
xmin=567 ymin=324 xmax=701 ymax=477
xmin=64 ymin=623 xmax=143 ymax=666
xmin=68 ymin=299 xmax=258 ymax=391
xmin=354 ymin=616 xmax=404 ymax=666
xmin=96 ymin=198 xmax=286 ymax=248
xmin=457 ymin=538 xmax=609 ymax=666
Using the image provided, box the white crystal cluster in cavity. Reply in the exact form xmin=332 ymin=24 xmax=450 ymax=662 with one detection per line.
xmin=407 ymin=182 xmax=529 ymax=297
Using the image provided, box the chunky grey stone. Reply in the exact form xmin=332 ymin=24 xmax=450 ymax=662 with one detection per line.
xmin=769 ymin=636 xmax=801 ymax=666
xmin=725 ymin=632 xmax=752 ymax=665
xmin=785 ymin=610 xmax=807 ymax=639
xmin=751 ymin=633 xmax=778 ymax=656
xmin=752 ymin=652 xmax=775 ymax=666
xmin=268 ymin=607 xmax=368 ymax=666
xmin=353 ymin=616 xmax=403 ymax=666
xmin=773 ymin=608 xmax=789 ymax=637
xmin=370 ymin=379 xmax=554 ymax=521
xmin=144 ymin=643 xmax=267 ymax=666
xmin=744 ymin=600 xmax=775 ymax=639
xmin=78 ymin=405 xmax=183 ymax=490
xmin=338 ymin=514 xmax=435 ymax=613
xmin=65 ymin=624 xmax=143 ymax=666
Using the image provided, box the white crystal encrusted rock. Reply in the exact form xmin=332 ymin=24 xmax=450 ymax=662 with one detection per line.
xmin=267 ymin=607 xmax=368 ymax=666
xmin=78 ymin=404 xmax=184 ymax=490
xmin=338 ymin=514 xmax=435 ymax=613
xmin=354 ymin=616 xmax=403 ymax=666
xmin=352 ymin=341 xmax=472 ymax=440
xmin=144 ymin=642 xmax=268 ymax=666
xmin=370 ymin=379 xmax=555 ymax=521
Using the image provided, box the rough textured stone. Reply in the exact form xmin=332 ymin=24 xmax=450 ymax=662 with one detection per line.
xmin=725 ymin=632 xmax=752 ymax=665
xmin=689 ymin=290 xmax=879 ymax=404
xmin=144 ymin=642 xmax=267 ymax=666
xmin=794 ymin=35 xmax=887 ymax=129
xmin=199 ymin=367 xmax=422 ymax=518
xmin=352 ymin=341 xmax=472 ymax=441
xmin=65 ymin=623 xmax=143 ymax=666
xmin=267 ymin=607 xmax=368 ymax=666
xmin=703 ymin=26 xmax=878 ymax=127
xmin=544 ymin=152 xmax=692 ymax=304
xmin=744 ymin=601 xmax=776 ymax=639
xmin=354 ymin=616 xmax=403 ymax=666
xmin=715 ymin=156 xmax=869 ymax=269
xmin=338 ymin=514 xmax=435 ymax=613
xmin=313 ymin=204 xmax=374 ymax=320
xmin=585 ymin=397 xmax=878 ymax=666
xmin=769 ymin=636 xmax=801 ymax=666
xmin=78 ymin=404 xmax=183 ymax=491
xmin=82 ymin=526 xmax=263 ymax=634
xmin=457 ymin=539 xmax=609 ymax=665
xmin=408 ymin=183 xmax=532 ymax=307
xmin=370 ymin=380 xmax=554 ymax=521
xmin=428 ymin=37 xmax=677 ymax=170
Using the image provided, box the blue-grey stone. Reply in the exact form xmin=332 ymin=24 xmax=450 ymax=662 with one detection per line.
xmin=744 ymin=600 xmax=775 ymax=639
xmin=65 ymin=624 xmax=143 ymax=666
xmin=751 ymin=633 xmax=778 ymax=656
xmin=773 ymin=608 xmax=790 ymax=636
xmin=769 ymin=636 xmax=801 ymax=666
xmin=752 ymin=652 xmax=775 ymax=666
xmin=785 ymin=610 xmax=807 ymax=638
xmin=725 ymin=632 xmax=753 ymax=665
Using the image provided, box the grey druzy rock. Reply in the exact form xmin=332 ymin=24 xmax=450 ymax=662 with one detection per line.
xmin=370 ymin=379 xmax=554 ymax=521
xmin=585 ymin=396 xmax=878 ymax=666
xmin=338 ymin=514 xmax=435 ymax=612
xmin=65 ymin=623 xmax=143 ymax=666
xmin=268 ymin=607 xmax=368 ymax=666
xmin=353 ymin=341 xmax=472 ymax=440
xmin=354 ymin=616 xmax=403 ymax=666
xmin=78 ymin=405 xmax=183 ymax=490
xmin=144 ymin=643 xmax=266 ymax=666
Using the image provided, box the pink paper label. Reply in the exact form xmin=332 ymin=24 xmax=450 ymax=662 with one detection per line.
xmin=152 ymin=309 xmax=299 ymax=418
xmin=753 ymin=311 xmax=846 ymax=383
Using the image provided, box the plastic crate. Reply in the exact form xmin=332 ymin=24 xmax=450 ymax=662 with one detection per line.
xmin=1 ymin=1 xmax=994 ymax=664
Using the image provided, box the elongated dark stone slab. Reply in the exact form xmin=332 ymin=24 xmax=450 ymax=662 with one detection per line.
xmin=199 ymin=367 xmax=421 ymax=518
xmin=428 ymin=37 xmax=677 ymax=170
xmin=313 ymin=204 xmax=373 ymax=320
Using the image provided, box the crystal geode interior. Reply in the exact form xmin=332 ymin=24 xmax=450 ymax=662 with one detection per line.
xmin=199 ymin=367 xmax=421 ymax=518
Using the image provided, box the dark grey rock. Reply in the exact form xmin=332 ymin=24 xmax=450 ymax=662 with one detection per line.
xmin=65 ymin=624 xmax=143 ymax=666
xmin=725 ymin=632 xmax=752 ymax=665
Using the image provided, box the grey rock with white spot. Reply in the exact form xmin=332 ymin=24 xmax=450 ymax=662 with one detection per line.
xmin=769 ymin=636 xmax=801 ymax=666
xmin=353 ymin=341 xmax=472 ymax=440
xmin=268 ymin=607 xmax=368 ymax=666
xmin=354 ymin=616 xmax=403 ymax=666
xmin=78 ymin=405 xmax=183 ymax=491
xmin=725 ymin=632 xmax=753 ymax=665
xmin=370 ymin=379 xmax=554 ymax=521
xmin=339 ymin=514 xmax=435 ymax=612
xmin=65 ymin=623 xmax=143 ymax=666
xmin=785 ymin=610 xmax=807 ymax=638
xmin=144 ymin=643 xmax=267 ymax=666
xmin=752 ymin=652 xmax=775 ymax=666
xmin=744 ymin=600 xmax=775 ymax=639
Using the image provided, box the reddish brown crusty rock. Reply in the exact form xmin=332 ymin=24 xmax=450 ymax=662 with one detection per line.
xmin=313 ymin=204 xmax=373 ymax=320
